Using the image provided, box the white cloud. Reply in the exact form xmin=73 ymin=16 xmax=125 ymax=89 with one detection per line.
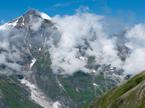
xmin=49 ymin=13 xmax=122 ymax=75
xmin=29 ymin=15 xmax=43 ymax=31
xmin=123 ymin=48 xmax=145 ymax=75
xmin=1 ymin=10 xmax=145 ymax=77
xmin=122 ymin=24 xmax=145 ymax=75
xmin=126 ymin=24 xmax=145 ymax=40
xmin=48 ymin=12 xmax=145 ymax=76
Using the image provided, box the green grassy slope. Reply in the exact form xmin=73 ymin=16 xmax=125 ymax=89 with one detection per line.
xmin=87 ymin=71 xmax=145 ymax=108
xmin=0 ymin=76 xmax=42 ymax=108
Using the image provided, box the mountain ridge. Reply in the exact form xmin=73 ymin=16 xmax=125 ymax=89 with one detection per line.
xmin=86 ymin=71 xmax=145 ymax=108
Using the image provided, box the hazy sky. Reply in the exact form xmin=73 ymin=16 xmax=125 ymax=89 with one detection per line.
xmin=0 ymin=0 xmax=144 ymax=23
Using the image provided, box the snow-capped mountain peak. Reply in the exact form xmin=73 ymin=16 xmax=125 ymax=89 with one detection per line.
xmin=23 ymin=9 xmax=51 ymax=20
xmin=5 ymin=9 xmax=52 ymax=30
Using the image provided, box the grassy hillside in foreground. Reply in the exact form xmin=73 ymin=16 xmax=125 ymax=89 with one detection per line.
xmin=87 ymin=71 xmax=145 ymax=108
xmin=0 ymin=76 xmax=42 ymax=108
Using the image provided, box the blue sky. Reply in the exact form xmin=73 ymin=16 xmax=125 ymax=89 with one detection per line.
xmin=0 ymin=0 xmax=145 ymax=23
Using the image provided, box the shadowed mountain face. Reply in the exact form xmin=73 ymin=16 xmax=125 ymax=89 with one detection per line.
xmin=87 ymin=71 xmax=145 ymax=108
xmin=0 ymin=76 xmax=42 ymax=108
xmin=0 ymin=9 xmax=131 ymax=108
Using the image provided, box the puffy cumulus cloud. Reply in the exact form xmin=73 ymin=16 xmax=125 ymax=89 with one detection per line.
xmin=123 ymin=24 xmax=145 ymax=75
xmin=0 ymin=24 xmax=24 ymax=75
xmin=123 ymin=48 xmax=145 ymax=75
xmin=49 ymin=12 xmax=145 ymax=76
xmin=49 ymin=13 xmax=122 ymax=75
xmin=0 ymin=41 xmax=9 ymax=49
xmin=29 ymin=15 xmax=43 ymax=31
xmin=126 ymin=24 xmax=145 ymax=40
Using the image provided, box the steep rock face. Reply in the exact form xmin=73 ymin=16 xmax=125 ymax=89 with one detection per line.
xmin=0 ymin=9 xmax=58 ymax=75
xmin=88 ymin=71 xmax=145 ymax=108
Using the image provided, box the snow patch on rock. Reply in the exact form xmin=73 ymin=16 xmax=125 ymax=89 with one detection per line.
xmin=40 ymin=12 xmax=51 ymax=20
xmin=20 ymin=78 xmax=52 ymax=108
xmin=30 ymin=58 xmax=36 ymax=69
xmin=52 ymin=101 xmax=61 ymax=108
